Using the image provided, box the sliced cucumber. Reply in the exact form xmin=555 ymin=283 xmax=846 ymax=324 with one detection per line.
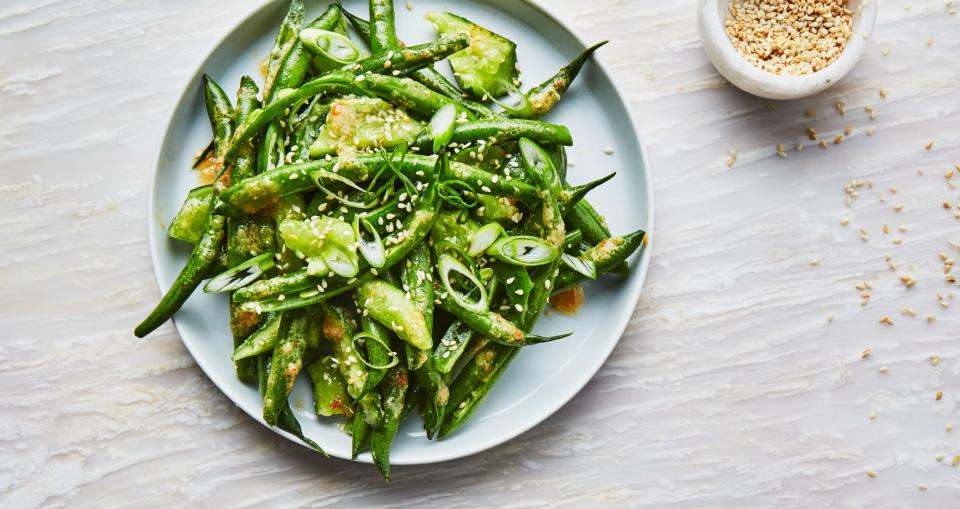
xmin=425 ymin=11 xmax=519 ymax=100
xmin=168 ymin=185 xmax=213 ymax=244
xmin=308 ymin=97 xmax=423 ymax=157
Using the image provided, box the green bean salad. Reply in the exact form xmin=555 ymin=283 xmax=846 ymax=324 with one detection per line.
xmin=137 ymin=0 xmax=646 ymax=481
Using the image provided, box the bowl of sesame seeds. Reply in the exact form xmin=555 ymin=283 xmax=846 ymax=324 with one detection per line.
xmin=698 ymin=0 xmax=877 ymax=100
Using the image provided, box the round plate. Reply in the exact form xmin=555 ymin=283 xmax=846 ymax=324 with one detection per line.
xmin=149 ymin=0 xmax=653 ymax=465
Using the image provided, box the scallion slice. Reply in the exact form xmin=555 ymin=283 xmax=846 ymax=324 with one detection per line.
xmin=467 ymin=222 xmax=504 ymax=257
xmin=480 ymin=74 xmax=534 ymax=118
xmin=299 ymin=29 xmax=362 ymax=68
xmin=438 ymin=253 xmax=489 ymax=314
xmin=353 ymin=216 xmax=386 ymax=268
xmin=311 ymin=169 xmax=379 ymax=209
xmin=320 ymin=243 xmax=359 ymax=278
xmin=486 ymin=236 xmax=558 ymax=266
xmin=430 ymin=103 xmax=458 ymax=153
xmin=351 ymin=332 xmax=399 ymax=370
xmin=204 ymin=252 xmax=275 ymax=293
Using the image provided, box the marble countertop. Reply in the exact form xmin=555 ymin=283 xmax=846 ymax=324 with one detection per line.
xmin=2 ymin=0 xmax=958 ymax=506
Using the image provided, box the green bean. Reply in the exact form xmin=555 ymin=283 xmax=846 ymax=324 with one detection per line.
xmin=564 ymin=228 xmax=583 ymax=253
xmin=258 ymin=350 xmax=325 ymax=454
xmin=495 ymin=263 xmax=533 ymax=313
xmin=401 ymin=243 xmax=448 ymax=438
xmin=474 ymin=195 xmax=520 ymax=224
xmin=350 ymin=33 xmax=470 ymax=77
xmin=350 ymin=407 xmax=372 ymax=459
xmin=553 ymin=229 xmax=646 ymax=292
xmin=232 ymin=312 xmax=281 ymax=361
xmin=358 ymin=313 xmax=393 ymax=396
xmin=401 ymin=377 xmax=422 ymax=421
xmin=261 ymin=0 xmax=305 ymax=103
xmin=431 ymin=320 xmax=474 ymax=374
xmin=416 ymin=118 xmax=573 ymax=150
xmin=358 ymin=279 xmax=432 ymax=350
xmin=435 ymin=290 xmax=560 ymax=346
xmin=371 ymin=363 xmax=408 ymax=482
xmin=438 ymin=342 xmax=498 ymax=438
xmin=135 ymin=213 xmax=226 ymax=338
xmin=351 ymin=73 xmax=464 ymax=119
xmin=357 ymin=391 xmax=383 ymax=428
xmin=168 ymin=185 xmax=214 ymax=244
xmin=203 ymin=75 xmax=234 ymax=158
xmin=228 ymin=76 xmax=269 ymax=383
xmin=566 ymin=199 xmax=609 ymax=245
xmin=268 ymin=4 xmax=344 ymax=104
xmin=263 ymin=307 xmax=311 ymax=425
xmin=318 ymin=302 xmax=369 ymax=399
xmin=558 ymin=172 xmax=616 ymax=214
xmin=412 ymin=67 xmax=495 ymax=118
xmin=307 ymin=355 xmax=354 ymax=417
xmin=523 ymin=41 xmax=608 ymax=118
xmin=369 ymin=0 xmax=398 ymax=54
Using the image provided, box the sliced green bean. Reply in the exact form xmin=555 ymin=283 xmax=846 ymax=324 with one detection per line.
xmin=318 ymin=302 xmax=369 ymax=399
xmin=307 ymin=355 xmax=354 ymax=417
xmin=232 ymin=312 xmax=281 ymax=361
xmin=263 ymin=307 xmax=311 ymax=425
xmin=432 ymin=320 xmax=474 ymax=374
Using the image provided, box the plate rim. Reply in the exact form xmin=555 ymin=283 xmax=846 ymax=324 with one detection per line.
xmin=145 ymin=0 xmax=654 ymax=466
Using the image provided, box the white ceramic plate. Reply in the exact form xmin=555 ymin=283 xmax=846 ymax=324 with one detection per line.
xmin=149 ymin=0 xmax=653 ymax=465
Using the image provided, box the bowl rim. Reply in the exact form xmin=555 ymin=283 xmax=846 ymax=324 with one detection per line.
xmin=144 ymin=0 xmax=655 ymax=465
xmin=698 ymin=0 xmax=878 ymax=99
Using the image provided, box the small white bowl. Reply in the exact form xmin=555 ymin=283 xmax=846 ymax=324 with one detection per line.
xmin=698 ymin=0 xmax=878 ymax=100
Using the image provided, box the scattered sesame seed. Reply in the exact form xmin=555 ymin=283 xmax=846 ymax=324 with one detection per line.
xmin=862 ymin=348 xmax=872 ymax=359
xmin=879 ymin=315 xmax=893 ymax=326
xmin=866 ymin=470 xmax=877 ymax=478
xmin=603 ymin=147 xmax=615 ymax=155
xmin=936 ymin=391 xmax=943 ymax=401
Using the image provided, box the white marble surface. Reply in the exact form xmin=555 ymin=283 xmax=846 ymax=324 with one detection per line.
xmin=2 ymin=0 xmax=959 ymax=507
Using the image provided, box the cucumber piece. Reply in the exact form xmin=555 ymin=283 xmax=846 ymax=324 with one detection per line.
xmin=168 ymin=185 xmax=214 ymax=244
xmin=425 ymin=11 xmax=518 ymax=100
xmin=308 ymin=97 xmax=422 ymax=157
